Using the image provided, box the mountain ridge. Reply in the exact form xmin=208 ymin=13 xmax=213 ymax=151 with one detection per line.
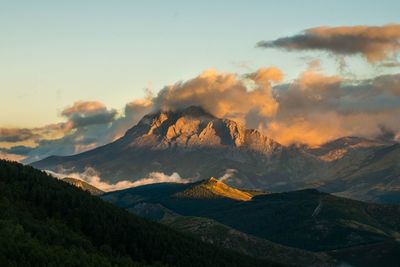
xmin=31 ymin=106 xmax=318 ymax=189
xmin=0 ymin=159 xmax=276 ymax=267
xmin=176 ymin=177 xmax=253 ymax=201
xmin=62 ymin=177 xmax=104 ymax=195
xmin=32 ymin=106 xmax=400 ymax=203
xmin=102 ymin=178 xmax=400 ymax=267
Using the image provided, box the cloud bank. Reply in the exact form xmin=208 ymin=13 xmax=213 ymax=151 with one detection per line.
xmin=0 ymin=99 xmax=152 ymax=163
xmin=257 ymin=24 xmax=400 ymax=63
xmin=267 ymin=71 xmax=400 ymax=145
xmin=2 ymin=65 xmax=400 ymax=162
xmin=47 ymin=168 xmax=188 ymax=192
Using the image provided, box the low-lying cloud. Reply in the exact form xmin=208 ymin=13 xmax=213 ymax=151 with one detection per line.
xmin=257 ymin=24 xmax=400 ymax=63
xmin=47 ymin=167 xmax=189 ymax=192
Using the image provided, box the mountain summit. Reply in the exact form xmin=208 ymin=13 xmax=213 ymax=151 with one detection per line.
xmin=32 ymin=106 xmax=400 ymax=203
xmin=122 ymin=105 xmax=281 ymax=153
xmin=33 ymin=106 xmax=305 ymax=188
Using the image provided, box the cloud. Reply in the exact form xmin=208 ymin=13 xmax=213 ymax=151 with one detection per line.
xmin=127 ymin=172 xmax=188 ymax=188
xmin=257 ymin=24 xmax=400 ymax=63
xmin=0 ymin=128 xmax=39 ymax=142
xmin=0 ymin=145 xmax=35 ymax=162
xmin=108 ymin=98 xmax=153 ymax=140
xmin=46 ymin=167 xmax=188 ymax=192
xmin=0 ymin=123 xmax=67 ymax=148
xmin=218 ymin=169 xmax=237 ymax=183
xmin=246 ymin=67 xmax=284 ymax=84
xmin=0 ymin=152 xmax=26 ymax=162
xmin=5 ymin=145 xmax=35 ymax=155
xmin=267 ymin=71 xmax=400 ymax=146
xmin=0 ymin=101 xmax=119 ymax=154
xmin=2 ymin=65 xmax=400 ymax=160
xmin=4 ymin=99 xmax=151 ymax=163
xmin=377 ymin=125 xmax=397 ymax=142
xmin=153 ymin=68 xmax=282 ymax=127
xmin=62 ymin=101 xmax=118 ymax=129
xmin=10 ymin=68 xmax=283 ymax=162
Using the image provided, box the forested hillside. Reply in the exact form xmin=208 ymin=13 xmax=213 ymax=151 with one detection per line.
xmin=0 ymin=160 xmax=278 ymax=267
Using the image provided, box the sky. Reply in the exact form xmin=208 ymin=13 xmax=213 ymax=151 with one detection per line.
xmin=1 ymin=0 xmax=400 ymax=162
xmin=2 ymin=0 xmax=400 ymax=127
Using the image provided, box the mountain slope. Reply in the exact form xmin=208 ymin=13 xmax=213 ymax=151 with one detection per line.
xmin=105 ymin=180 xmax=335 ymax=266
xmin=307 ymin=142 xmax=400 ymax=203
xmin=31 ymin=106 xmax=400 ymax=203
xmin=62 ymin=177 xmax=104 ymax=195
xmin=176 ymin=177 xmax=253 ymax=201
xmin=0 ymin=160 xmax=278 ymax=267
xmin=102 ymin=178 xmax=400 ymax=267
xmin=163 ymin=216 xmax=335 ymax=267
xmin=31 ymin=106 xmax=319 ymax=191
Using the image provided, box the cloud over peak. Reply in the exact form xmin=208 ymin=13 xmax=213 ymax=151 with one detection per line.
xmin=153 ymin=68 xmax=282 ymax=126
xmin=2 ymin=66 xmax=400 ymax=162
xmin=257 ymin=24 xmax=400 ymax=63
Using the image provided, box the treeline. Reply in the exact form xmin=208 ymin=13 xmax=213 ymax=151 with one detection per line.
xmin=0 ymin=160 xmax=279 ymax=267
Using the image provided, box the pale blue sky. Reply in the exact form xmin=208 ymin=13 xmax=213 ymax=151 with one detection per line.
xmin=1 ymin=0 xmax=399 ymax=127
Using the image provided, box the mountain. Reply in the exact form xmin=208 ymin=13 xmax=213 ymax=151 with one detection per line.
xmin=306 ymin=140 xmax=400 ymax=203
xmin=176 ymin=177 xmax=253 ymax=201
xmin=163 ymin=216 xmax=335 ymax=267
xmin=104 ymin=178 xmax=335 ymax=266
xmin=0 ymin=160 xmax=279 ymax=267
xmin=31 ymin=106 xmax=400 ymax=203
xmin=102 ymin=178 xmax=400 ymax=267
xmin=31 ymin=106 xmax=319 ymax=191
xmin=62 ymin=177 xmax=104 ymax=195
xmin=306 ymin=136 xmax=390 ymax=162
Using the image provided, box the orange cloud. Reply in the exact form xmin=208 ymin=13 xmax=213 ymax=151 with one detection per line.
xmin=247 ymin=67 xmax=284 ymax=84
xmin=0 ymin=152 xmax=26 ymax=162
xmin=268 ymin=71 xmax=400 ymax=146
xmin=61 ymin=101 xmax=107 ymax=115
xmin=266 ymin=116 xmax=345 ymax=147
xmin=154 ymin=68 xmax=281 ymax=126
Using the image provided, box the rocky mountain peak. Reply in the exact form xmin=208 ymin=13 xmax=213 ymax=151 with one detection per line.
xmin=122 ymin=106 xmax=281 ymax=153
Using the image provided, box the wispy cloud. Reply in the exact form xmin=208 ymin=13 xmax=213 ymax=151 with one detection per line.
xmin=218 ymin=169 xmax=237 ymax=183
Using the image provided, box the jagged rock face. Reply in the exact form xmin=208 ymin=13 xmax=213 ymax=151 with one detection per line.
xmin=122 ymin=106 xmax=281 ymax=155
xmin=32 ymin=106 xmax=313 ymax=190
